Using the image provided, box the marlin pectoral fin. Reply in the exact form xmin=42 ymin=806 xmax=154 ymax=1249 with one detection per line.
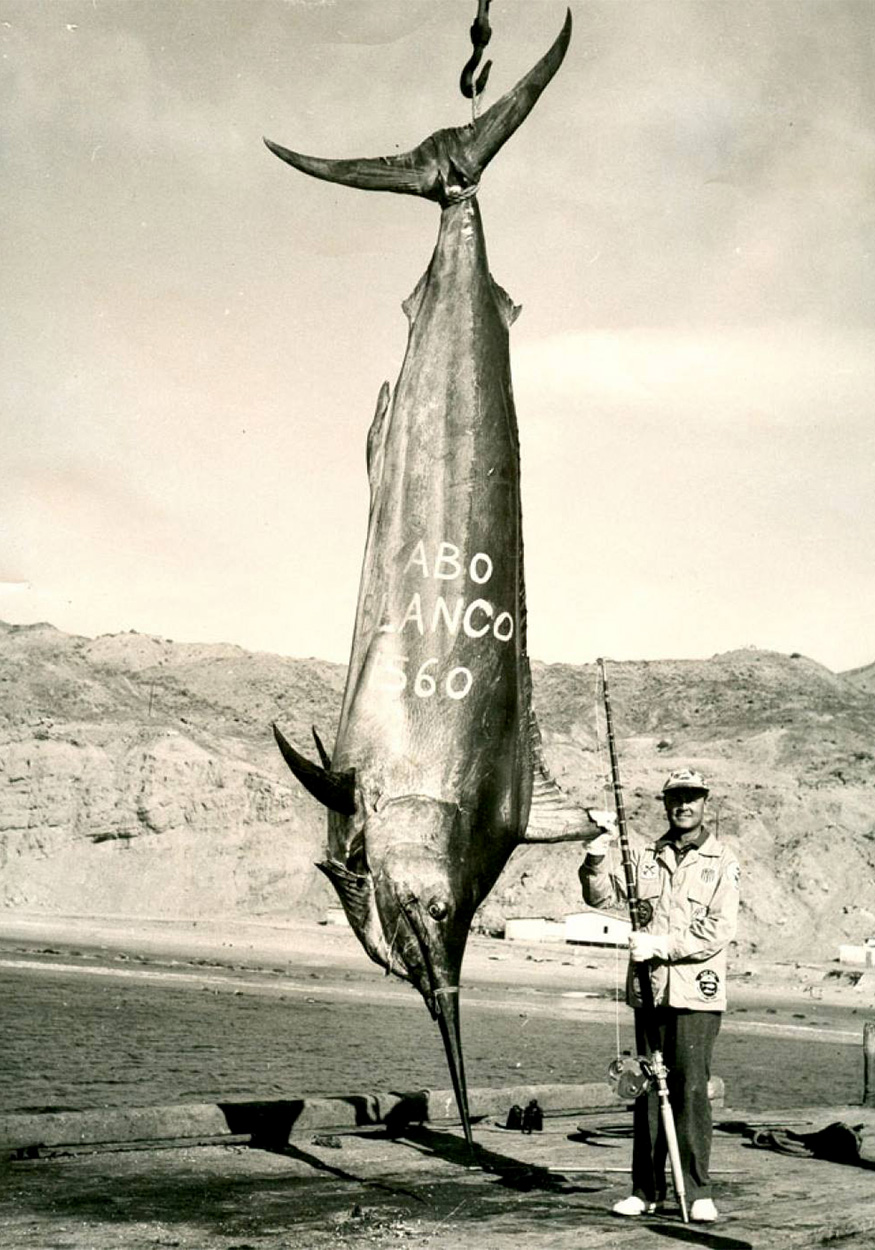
xmin=264 ymin=10 xmax=572 ymax=203
xmin=272 ymin=722 xmax=355 ymax=815
xmin=317 ymin=859 xmax=402 ymax=977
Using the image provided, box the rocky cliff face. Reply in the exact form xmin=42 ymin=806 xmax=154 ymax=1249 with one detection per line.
xmin=2 ymin=621 xmax=874 ymax=960
xmin=0 ymin=622 xmax=345 ymax=923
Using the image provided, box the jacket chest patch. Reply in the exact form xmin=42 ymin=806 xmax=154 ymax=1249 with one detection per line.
xmin=700 ymin=867 xmax=716 ymax=883
xmin=696 ymin=969 xmax=720 ymax=1001
xmin=640 ymin=861 xmax=658 ymax=881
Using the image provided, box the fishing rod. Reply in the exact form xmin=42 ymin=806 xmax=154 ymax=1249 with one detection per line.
xmin=597 ymin=657 xmax=689 ymax=1225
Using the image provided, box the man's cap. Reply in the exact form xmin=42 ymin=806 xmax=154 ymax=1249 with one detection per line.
xmin=659 ymin=768 xmax=709 ymax=798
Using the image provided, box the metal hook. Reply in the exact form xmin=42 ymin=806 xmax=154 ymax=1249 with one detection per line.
xmin=460 ymin=0 xmax=493 ymax=100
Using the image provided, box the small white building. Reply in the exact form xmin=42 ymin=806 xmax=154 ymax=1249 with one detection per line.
xmin=565 ymin=910 xmax=631 ymax=948
xmin=839 ymin=941 xmax=875 ymax=967
xmin=502 ymin=911 xmax=632 ymax=947
xmin=504 ymin=917 xmax=567 ymax=943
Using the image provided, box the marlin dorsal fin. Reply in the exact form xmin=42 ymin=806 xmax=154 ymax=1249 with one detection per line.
xmin=521 ymin=713 xmax=601 ymax=844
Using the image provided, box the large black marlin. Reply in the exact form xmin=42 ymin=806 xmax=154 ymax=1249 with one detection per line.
xmin=268 ymin=10 xmax=607 ymax=1146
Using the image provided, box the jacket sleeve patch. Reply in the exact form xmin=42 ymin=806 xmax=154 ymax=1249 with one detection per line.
xmin=728 ymin=861 xmax=741 ymax=889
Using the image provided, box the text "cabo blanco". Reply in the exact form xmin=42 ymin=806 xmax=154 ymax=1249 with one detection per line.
xmin=377 ymin=541 xmax=515 ymax=642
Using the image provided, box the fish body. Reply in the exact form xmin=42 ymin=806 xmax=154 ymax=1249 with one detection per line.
xmin=327 ymin=192 xmax=529 ymax=1065
xmin=268 ymin=10 xmax=600 ymax=1143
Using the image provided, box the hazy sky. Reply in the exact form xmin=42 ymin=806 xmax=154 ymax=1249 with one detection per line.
xmin=3 ymin=0 xmax=873 ymax=671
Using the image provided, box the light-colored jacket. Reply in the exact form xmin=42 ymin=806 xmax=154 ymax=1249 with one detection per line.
xmin=579 ymin=829 xmax=740 ymax=1012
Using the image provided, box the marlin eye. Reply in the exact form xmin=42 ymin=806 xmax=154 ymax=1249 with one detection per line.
xmin=427 ymin=899 xmax=448 ymax=921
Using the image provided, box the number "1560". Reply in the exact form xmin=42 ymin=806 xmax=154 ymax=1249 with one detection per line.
xmin=373 ymin=655 xmax=474 ymax=701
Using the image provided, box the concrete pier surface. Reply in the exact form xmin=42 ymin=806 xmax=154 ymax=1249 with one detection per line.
xmin=3 ymin=1088 xmax=875 ymax=1250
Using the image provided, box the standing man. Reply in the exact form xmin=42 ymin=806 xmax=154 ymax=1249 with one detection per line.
xmin=580 ymin=769 xmax=740 ymax=1224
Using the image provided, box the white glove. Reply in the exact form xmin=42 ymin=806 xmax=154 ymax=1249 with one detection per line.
xmin=584 ymin=809 xmax=618 ymax=857
xmin=629 ymin=932 xmax=670 ymax=962
xmin=587 ymin=808 xmax=617 ymax=832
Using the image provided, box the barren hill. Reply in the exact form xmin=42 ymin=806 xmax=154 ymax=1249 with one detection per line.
xmin=844 ymin=661 xmax=875 ymax=696
xmin=2 ymin=621 xmax=873 ymax=961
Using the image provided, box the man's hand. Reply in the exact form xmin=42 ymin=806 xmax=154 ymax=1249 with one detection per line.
xmin=587 ymin=808 xmax=617 ymax=833
xmin=584 ymin=809 xmax=617 ymax=857
xmin=629 ymin=932 xmax=670 ymax=962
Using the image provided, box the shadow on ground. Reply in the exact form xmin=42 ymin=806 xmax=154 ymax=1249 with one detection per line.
xmin=643 ymin=1226 xmax=753 ymax=1250
xmin=1 ymin=1128 xmax=618 ymax=1246
xmin=377 ymin=1122 xmax=603 ymax=1194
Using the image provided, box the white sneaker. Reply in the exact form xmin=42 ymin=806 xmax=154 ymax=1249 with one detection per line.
xmin=612 ymin=1195 xmax=656 ymax=1217
xmin=689 ymin=1197 xmax=718 ymax=1223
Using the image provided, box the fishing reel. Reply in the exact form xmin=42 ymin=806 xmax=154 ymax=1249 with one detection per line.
xmin=608 ymin=1052 xmax=653 ymax=1101
xmin=635 ymin=899 xmax=654 ymax=927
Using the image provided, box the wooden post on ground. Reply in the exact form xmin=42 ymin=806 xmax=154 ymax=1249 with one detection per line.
xmin=863 ymin=1023 xmax=875 ymax=1107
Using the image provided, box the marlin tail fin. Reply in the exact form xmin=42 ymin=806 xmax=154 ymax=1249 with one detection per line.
xmin=265 ymin=10 xmax=571 ymax=206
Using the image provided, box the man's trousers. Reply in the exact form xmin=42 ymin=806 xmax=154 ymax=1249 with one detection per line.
xmin=631 ymin=1007 xmax=722 ymax=1205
